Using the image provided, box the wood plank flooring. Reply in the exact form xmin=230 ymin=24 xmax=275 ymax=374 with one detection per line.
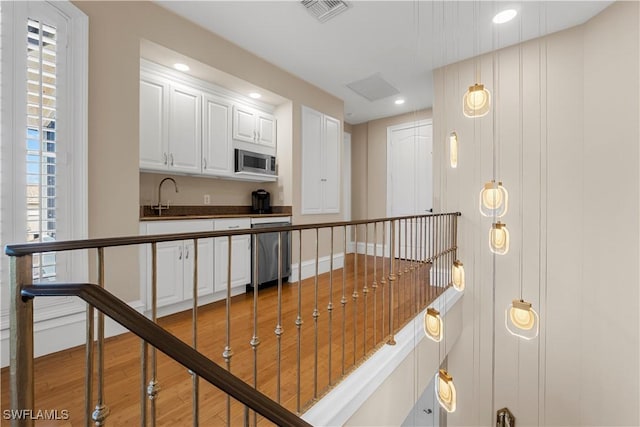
xmin=1 ymin=254 xmax=443 ymax=426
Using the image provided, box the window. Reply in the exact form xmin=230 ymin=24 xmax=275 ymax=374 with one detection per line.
xmin=1 ymin=1 xmax=87 ymax=325
xmin=27 ymin=17 xmax=59 ymax=280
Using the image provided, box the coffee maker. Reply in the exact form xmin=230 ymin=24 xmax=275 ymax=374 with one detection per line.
xmin=251 ymin=189 xmax=272 ymax=214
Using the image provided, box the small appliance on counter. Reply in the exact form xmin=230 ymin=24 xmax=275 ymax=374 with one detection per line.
xmin=251 ymin=189 xmax=272 ymax=214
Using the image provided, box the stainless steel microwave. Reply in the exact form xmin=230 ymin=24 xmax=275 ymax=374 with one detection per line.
xmin=235 ymin=149 xmax=276 ymax=176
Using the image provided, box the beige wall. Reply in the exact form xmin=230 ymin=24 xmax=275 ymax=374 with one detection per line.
xmin=344 ymin=122 xmax=353 ymax=134
xmin=435 ymin=2 xmax=639 ymax=426
xmin=74 ymin=1 xmax=345 ymax=298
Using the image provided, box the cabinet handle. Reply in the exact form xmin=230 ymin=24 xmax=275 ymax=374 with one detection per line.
xmin=321 ymin=178 xmax=327 ymax=182
xmin=163 ymin=153 xmax=168 ymax=165
xmin=178 ymin=246 xmax=183 ymax=260
xmin=170 ymin=153 xmax=174 ymax=166
xmin=203 ymin=157 xmax=207 ymax=169
xmin=228 ymin=225 xmax=240 ymax=229
xmin=257 ymin=132 xmax=261 ymax=141
xmin=253 ymin=130 xmax=257 ymax=141
xmin=185 ymin=247 xmax=189 ymax=259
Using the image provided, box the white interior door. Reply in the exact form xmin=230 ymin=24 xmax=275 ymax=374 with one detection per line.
xmin=386 ymin=121 xmax=433 ymax=258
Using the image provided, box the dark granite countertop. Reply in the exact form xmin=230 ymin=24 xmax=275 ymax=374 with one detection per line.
xmin=140 ymin=205 xmax=292 ymax=221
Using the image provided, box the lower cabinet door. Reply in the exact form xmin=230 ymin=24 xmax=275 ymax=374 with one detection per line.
xmin=215 ymin=235 xmax=251 ymax=292
xmin=153 ymin=241 xmax=184 ymax=308
xmin=183 ymin=237 xmax=215 ymax=299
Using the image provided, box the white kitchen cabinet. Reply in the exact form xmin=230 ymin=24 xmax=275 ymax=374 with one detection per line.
xmin=202 ymin=93 xmax=233 ymax=176
xmin=183 ymin=237 xmax=215 ymax=300
xmin=139 ymin=72 xmax=202 ymax=174
xmin=140 ymin=74 xmax=169 ymax=170
xmin=214 ymin=218 xmax=251 ymax=292
xmin=140 ymin=61 xmax=278 ymax=180
xmin=301 ymin=106 xmax=341 ymax=214
xmin=232 ymin=104 xmax=276 ymax=150
xmin=154 ymin=241 xmax=184 ymax=307
xmin=143 ymin=220 xmax=215 ymax=310
xmin=168 ymin=83 xmax=202 ymax=174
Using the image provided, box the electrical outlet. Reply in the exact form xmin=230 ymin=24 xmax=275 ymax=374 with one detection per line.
xmin=204 ymin=194 xmax=211 ymax=205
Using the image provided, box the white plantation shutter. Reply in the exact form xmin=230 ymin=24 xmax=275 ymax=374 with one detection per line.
xmin=26 ymin=17 xmax=59 ymax=280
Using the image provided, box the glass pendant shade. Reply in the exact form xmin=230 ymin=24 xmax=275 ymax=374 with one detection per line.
xmin=505 ymin=299 xmax=539 ymax=340
xmin=479 ymin=180 xmax=508 ymax=217
xmin=463 ymin=83 xmax=491 ymax=118
xmin=451 ymin=260 xmax=465 ymax=291
xmin=489 ymin=222 xmax=510 ymax=255
xmin=449 ymin=132 xmax=458 ymax=168
xmin=424 ymin=308 xmax=443 ymax=342
xmin=435 ymin=369 xmax=457 ymax=413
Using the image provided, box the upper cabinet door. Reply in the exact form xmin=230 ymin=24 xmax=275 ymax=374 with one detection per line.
xmin=140 ymin=76 xmax=169 ymax=171
xmin=232 ymin=105 xmax=257 ymax=143
xmin=168 ymin=83 xmax=202 ymax=174
xmin=233 ymin=105 xmax=277 ymax=152
xmin=256 ymin=112 xmax=276 ymax=149
xmin=202 ymin=93 xmax=233 ymax=176
xmin=322 ymin=115 xmax=341 ymax=214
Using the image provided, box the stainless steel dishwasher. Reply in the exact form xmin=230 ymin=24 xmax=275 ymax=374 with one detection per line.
xmin=249 ymin=217 xmax=291 ymax=290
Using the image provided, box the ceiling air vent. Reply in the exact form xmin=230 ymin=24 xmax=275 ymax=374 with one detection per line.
xmin=301 ymin=0 xmax=350 ymax=23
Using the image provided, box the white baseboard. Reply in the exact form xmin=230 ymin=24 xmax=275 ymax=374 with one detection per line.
xmin=353 ymin=241 xmax=388 ymax=257
xmin=1 ymin=299 xmax=144 ymax=368
xmin=288 ymin=252 xmax=345 ymax=282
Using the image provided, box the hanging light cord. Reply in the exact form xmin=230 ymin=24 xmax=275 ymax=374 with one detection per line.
xmin=536 ymin=5 xmax=544 ymax=425
xmin=518 ymin=2 xmax=525 ymax=302
xmin=539 ymin=3 xmax=550 ymax=425
xmin=487 ymin=1 xmax=497 ymax=420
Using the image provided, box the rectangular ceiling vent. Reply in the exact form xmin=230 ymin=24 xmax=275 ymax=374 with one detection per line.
xmin=346 ymin=73 xmax=400 ymax=102
xmin=301 ymin=0 xmax=350 ymax=23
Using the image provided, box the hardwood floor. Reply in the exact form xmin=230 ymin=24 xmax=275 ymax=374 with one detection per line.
xmin=1 ymin=254 xmax=443 ymax=426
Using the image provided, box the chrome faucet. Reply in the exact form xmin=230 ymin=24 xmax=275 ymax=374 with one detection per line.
xmin=152 ymin=177 xmax=178 ymax=216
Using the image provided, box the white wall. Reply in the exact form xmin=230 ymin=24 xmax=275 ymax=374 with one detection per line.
xmin=433 ymin=2 xmax=639 ymax=426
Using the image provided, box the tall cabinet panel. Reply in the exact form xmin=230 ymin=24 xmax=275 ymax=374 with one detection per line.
xmin=202 ymin=94 xmax=233 ymax=176
xmin=168 ymin=83 xmax=201 ymax=174
xmin=301 ymin=106 xmax=341 ymax=214
xmin=322 ymin=115 xmax=341 ymax=213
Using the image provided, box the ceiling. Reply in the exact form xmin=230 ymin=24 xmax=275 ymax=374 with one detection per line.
xmin=156 ymin=1 xmax=612 ymax=124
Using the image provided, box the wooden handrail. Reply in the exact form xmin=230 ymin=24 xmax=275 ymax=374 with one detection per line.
xmin=20 ymin=283 xmax=312 ymax=427
xmin=5 ymin=212 xmax=461 ymax=256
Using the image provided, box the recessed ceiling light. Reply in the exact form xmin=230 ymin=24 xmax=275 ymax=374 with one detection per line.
xmin=173 ymin=63 xmax=190 ymax=72
xmin=394 ymin=99 xmax=405 ymax=105
xmin=492 ymin=9 xmax=517 ymax=24
xmin=249 ymin=92 xmax=262 ymax=99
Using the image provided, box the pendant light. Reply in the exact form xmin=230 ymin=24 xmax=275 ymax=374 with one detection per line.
xmin=424 ymin=308 xmax=443 ymax=342
xmin=479 ymin=180 xmax=508 ymax=217
xmin=435 ymin=369 xmax=457 ymax=413
xmin=451 ymin=260 xmax=465 ymax=291
xmin=449 ymin=132 xmax=459 ymax=168
xmin=463 ymin=83 xmax=491 ymax=118
xmin=463 ymin=0 xmax=491 ymax=119
xmin=504 ymin=7 xmax=539 ymax=342
xmin=505 ymin=299 xmax=539 ymax=340
xmin=489 ymin=222 xmax=509 ymax=254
